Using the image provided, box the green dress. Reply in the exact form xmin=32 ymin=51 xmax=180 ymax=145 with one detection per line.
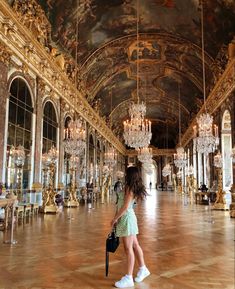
xmin=115 ymin=191 xmax=139 ymax=237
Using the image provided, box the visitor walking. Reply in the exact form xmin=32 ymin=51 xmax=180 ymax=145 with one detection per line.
xmin=111 ymin=166 xmax=150 ymax=288
xmin=114 ymin=177 xmax=123 ymax=204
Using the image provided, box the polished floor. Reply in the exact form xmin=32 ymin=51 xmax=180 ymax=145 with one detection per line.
xmin=0 ymin=190 xmax=234 ymax=289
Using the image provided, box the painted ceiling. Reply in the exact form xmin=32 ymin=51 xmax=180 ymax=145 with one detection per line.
xmin=35 ymin=0 xmax=235 ymax=148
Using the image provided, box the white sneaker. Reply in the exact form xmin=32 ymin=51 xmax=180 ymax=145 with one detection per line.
xmin=134 ymin=267 xmax=150 ymax=283
xmin=115 ymin=275 xmax=134 ymax=288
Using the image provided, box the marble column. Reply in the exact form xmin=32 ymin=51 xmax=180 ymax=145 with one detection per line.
xmin=58 ymin=98 xmax=66 ymax=185
xmin=0 ymin=61 xmax=9 ymax=184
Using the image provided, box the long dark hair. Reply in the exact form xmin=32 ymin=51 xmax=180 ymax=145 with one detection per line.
xmin=125 ymin=166 xmax=147 ymax=200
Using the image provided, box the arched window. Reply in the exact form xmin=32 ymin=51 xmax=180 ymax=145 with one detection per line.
xmin=6 ymin=78 xmax=33 ymax=190
xmin=42 ymin=101 xmax=58 ymax=153
xmin=221 ymin=110 xmax=233 ymax=191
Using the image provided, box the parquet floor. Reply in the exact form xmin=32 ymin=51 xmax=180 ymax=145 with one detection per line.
xmin=0 ymin=190 xmax=234 ymax=289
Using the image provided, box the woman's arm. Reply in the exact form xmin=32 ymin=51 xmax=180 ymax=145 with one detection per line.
xmin=111 ymin=190 xmax=133 ymax=227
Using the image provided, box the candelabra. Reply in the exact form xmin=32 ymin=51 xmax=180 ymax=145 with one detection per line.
xmin=41 ymin=145 xmax=58 ymax=213
xmin=63 ymin=118 xmax=86 ymax=207
xmin=213 ymin=151 xmax=226 ymax=210
xmin=12 ymin=145 xmax=25 ymax=202
xmin=64 ymin=155 xmax=79 ymax=207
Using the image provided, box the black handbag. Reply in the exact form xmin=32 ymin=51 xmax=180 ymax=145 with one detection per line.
xmin=105 ymin=229 xmax=119 ymax=276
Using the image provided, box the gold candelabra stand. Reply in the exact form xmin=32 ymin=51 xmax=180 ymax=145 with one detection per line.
xmin=42 ymin=163 xmax=57 ymax=213
xmin=229 ymin=184 xmax=235 ymax=217
xmin=41 ymin=146 xmax=58 ymax=213
xmin=16 ymin=164 xmax=23 ymax=202
xmin=213 ymin=168 xmax=226 ymax=210
xmin=64 ymin=167 xmax=79 ymax=207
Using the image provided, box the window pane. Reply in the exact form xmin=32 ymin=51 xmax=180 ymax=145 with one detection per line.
xmin=7 ymin=124 xmax=15 ymax=146
xmin=24 ymin=111 xmax=32 ymax=131
xmin=16 ymin=127 xmax=24 ymax=146
xmin=24 ymin=131 xmax=31 ymax=150
xmin=16 ymin=106 xmax=25 ymax=127
xmin=9 ymin=102 xmax=17 ymax=123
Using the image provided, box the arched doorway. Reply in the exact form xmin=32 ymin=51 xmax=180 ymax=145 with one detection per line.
xmin=42 ymin=101 xmax=58 ymax=186
xmin=6 ymin=77 xmax=33 ymax=196
xmin=142 ymin=161 xmax=157 ymax=190
xmin=221 ymin=110 xmax=233 ymax=192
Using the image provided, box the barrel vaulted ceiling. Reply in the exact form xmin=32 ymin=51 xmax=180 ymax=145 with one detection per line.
xmin=35 ymin=0 xmax=235 ymax=148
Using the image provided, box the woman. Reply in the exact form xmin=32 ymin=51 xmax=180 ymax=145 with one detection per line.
xmin=111 ymin=166 xmax=150 ymax=288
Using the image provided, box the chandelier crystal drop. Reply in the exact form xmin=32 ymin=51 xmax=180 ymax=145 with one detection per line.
xmin=104 ymin=146 xmax=117 ymax=167
xmin=214 ymin=151 xmax=222 ymax=168
xmin=162 ymin=163 xmax=171 ymax=177
xmin=63 ymin=119 xmax=86 ymax=156
xmin=123 ymin=102 xmax=152 ymax=149
xmin=174 ymin=147 xmax=187 ymax=169
xmin=137 ymin=146 xmax=152 ymax=164
xmin=194 ymin=113 xmax=219 ymax=155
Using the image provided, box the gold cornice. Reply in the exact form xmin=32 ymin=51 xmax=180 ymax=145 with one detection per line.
xmin=0 ymin=1 xmax=126 ymax=155
xmin=127 ymin=148 xmax=175 ymax=157
xmin=181 ymin=58 xmax=235 ymax=147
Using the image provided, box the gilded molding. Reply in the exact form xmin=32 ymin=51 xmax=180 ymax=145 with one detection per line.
xmin=0 ymin=42 xmax=11 ymax=65
xmin=181 ymin=58 xmax=235 ymax=147
xmin=127 ymin=148 xmax=175 ymax=157
xmin=0 ymin=1 xmax=126 ymax=155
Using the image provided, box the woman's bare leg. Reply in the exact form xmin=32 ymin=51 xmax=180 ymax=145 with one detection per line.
xmin=123 ymin=235 xmax=135 ymax=275
xmin=133 ymin=235 xmax=145 ymax=267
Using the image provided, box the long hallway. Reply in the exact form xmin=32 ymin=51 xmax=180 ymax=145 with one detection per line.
xmin=0 ymin=191 xmax=234 ymax=289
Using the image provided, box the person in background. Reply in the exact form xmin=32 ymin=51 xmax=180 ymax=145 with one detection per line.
xmin=114 ymin=177 xmax=123 ymax=204
xmin=149 ymin=181 xmax=152 ymax=190
xmin=111 ymin=166 xmax=150 ymax=288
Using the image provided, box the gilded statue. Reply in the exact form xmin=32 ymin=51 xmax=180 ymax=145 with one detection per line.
xmin=213 ymin=168 xmax=226 ymax=210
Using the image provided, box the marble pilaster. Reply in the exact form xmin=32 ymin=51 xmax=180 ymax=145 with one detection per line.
xmin=33 ymin=77 xmax=44 ymax=183
xmin=0 ymin=61 xmax=9 ymax=183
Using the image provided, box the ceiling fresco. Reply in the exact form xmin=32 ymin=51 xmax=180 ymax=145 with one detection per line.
xmin=14 ymin=0 xmax=235 ymax=148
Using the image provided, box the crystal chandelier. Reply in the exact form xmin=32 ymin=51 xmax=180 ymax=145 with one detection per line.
xmin=174 ymin=84 xmax=187 ymax=169
xmin=123 ymin=0 xmax=152 ymax=149
xmin=214 ymin=151 xmax=222 ymax=168
xmin=104 ymin=145 xmax=117 ymax=167
xmin=162 ymin=163 xmax=171 ymax=177
xmin=194 ymin=113 xmax=219 ymax=155
xmin=193 ymin=2 xmax=219 ymax=155
xmin=137 ymin=146 xmax=152 ymax=164
xmin=63 ymin=119 xmax=86 ymax=156
xmin=174 ymin=147 xmax=187 ymax=169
